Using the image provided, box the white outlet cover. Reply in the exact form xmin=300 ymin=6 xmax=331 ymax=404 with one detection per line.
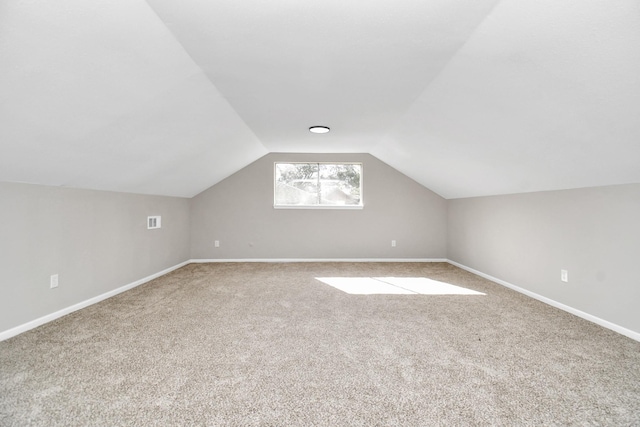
xmin=147 ymin=216 xmax=161 ymax=229
xmin=50 ymin=274 xmax=59 ymax=289
xmin=561 ymin=270 xmax=568 ymax=282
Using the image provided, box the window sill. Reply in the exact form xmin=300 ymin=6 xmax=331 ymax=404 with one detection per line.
xmin=274 ymin=205 xmax=364 ymax=210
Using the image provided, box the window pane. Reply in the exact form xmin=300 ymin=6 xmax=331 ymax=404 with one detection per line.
xmin=275 ymin=163 xmax=319 ymax=205
xmin=319 ymin=164 xmax=361 ymax=205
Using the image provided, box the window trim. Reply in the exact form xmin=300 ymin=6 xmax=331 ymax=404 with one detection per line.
xmin=273 ymin=161 xmax=364 ymax=209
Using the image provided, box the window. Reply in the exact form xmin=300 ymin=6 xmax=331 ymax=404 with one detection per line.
xmin=274 ymin=162 xmax=363 ymax=208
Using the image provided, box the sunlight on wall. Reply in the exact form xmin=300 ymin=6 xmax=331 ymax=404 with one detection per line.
xmin=315 ymin=277 xmax=485 ymax=295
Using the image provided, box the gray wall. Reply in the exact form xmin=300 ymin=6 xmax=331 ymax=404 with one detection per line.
xmin=6 ymin=160 xmax=635 ymax=339
xmin=191 ymin=153 xmax=448 ymax=260
xmin=447 ymin=184 xmax=640 ymax=334
xmin=0 ymin=182 xmax=190 ymax=333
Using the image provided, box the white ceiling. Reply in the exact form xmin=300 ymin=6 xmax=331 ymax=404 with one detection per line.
xmin=1 ymin=0 xmax=639 ymax=198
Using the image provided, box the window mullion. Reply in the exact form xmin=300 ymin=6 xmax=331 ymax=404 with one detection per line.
xmin=316 ymin=163 xmax=321 ymax=205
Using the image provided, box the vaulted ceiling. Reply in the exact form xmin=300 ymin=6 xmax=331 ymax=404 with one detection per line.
xmin=1 ymin=0 xmax=639 ymax=199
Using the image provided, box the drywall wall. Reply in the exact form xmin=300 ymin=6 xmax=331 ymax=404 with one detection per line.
xmin=447 ymin=184 xmax=640 ymax=335
xmin=191 ymin=153 xmax=447 ymax=259
xmin=0 ymin=182 xmax=190 ymax=333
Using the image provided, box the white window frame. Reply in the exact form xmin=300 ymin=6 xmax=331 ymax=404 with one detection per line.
xmin=273 ymin=162 xmax=364 ymax=209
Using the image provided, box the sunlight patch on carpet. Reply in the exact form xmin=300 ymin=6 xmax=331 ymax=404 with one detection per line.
xmin=315 ymin=277 xmax=486 ymax=295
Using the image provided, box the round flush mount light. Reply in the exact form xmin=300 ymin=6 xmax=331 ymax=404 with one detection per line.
xmin=309 ymin=126 xmax=330 ymax=134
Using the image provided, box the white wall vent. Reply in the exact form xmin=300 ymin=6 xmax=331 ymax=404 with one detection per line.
xmin=147 ymin=216 xmax=161 ymax=229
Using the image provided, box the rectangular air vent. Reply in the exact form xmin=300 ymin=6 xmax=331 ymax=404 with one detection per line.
xmin=147 ymin=216 xmax=161 ymax=229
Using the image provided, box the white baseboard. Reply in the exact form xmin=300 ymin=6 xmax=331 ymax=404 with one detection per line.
xmin=6 ymin=258 xmax=635 ymax=344
xmin=0 ymin=260 xmax=191 ymax=342
xmin=0 ymin=258 xmax=445 ymax=341
xmin=190 ymin=258 xmax=448 ymax=263
xmin=447 ymin=260 xmax=640 ymax=342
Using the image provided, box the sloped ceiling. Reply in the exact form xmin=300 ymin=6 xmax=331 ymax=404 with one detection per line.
xmin=1 ymin=0 xmax=639 ymax=198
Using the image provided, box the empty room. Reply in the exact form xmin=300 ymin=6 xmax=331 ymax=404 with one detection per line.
xmin=1 ymin=0 xmax=639 ymax=425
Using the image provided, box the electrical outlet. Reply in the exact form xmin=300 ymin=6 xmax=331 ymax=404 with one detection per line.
xmin=561 ymin=269 xmax=568 ymax=282
xmin=50 ymin=274 xmax=59 ymax=289
xmin=391 ymin=240 xmax=396 ymax=247
xmin=147 ymin=216 xmax=161 ymax=229
xmin=214 ymin=240 xmax=220 ymax=248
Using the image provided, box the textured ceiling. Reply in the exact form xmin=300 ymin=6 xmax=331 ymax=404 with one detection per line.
xmin=1 ymin=0 xmax=639 ymax=198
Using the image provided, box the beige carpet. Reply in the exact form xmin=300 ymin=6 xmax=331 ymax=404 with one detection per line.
xmin=1 ymin=262 xmax=639 ymax=426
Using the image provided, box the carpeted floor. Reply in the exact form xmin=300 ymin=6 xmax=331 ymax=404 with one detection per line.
xmin=1 ymin=262 xmax=639 ymax=426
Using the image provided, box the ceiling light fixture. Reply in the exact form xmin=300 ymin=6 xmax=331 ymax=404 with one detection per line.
xmin=309 ymin=126 xmax=330 ymax=134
